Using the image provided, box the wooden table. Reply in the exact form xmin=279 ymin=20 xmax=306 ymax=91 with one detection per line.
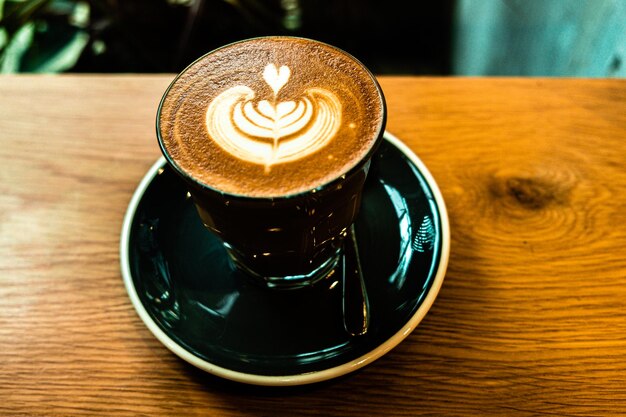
xmin=1 ymin=76 xmax=625 ymax=416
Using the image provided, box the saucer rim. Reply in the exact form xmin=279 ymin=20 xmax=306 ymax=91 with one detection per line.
xmin=120 ymin=131 xmax=450 ymax=386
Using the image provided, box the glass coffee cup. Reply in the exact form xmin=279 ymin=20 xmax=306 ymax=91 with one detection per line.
xmin=157 ymin=37 xmax=386 ymax=289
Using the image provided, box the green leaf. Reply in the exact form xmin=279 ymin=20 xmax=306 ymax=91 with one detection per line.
xmin=20 ymin=22 xmax=88 ymax=72
xmin=0 ymin=20 xmax=34 ymax=72
xmin=69 ymin=0 xmax=88 ymax=28
xmin=0 ymin=28 xmax=7 ymax=50
xmin=2 ymin=0 xmax=52 ymax=35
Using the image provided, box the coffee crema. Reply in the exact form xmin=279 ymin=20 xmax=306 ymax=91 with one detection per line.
xmin=158 ymin=37 xmax=385 ymax=197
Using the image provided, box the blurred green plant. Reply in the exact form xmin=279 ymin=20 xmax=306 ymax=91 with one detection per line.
xmin=0 ymin=0 xmax=302 ymax=73
xmin=0 ymin=1 xmax=451 ymax=75
xmin=0 ymin=0 xmax=91 ymax=72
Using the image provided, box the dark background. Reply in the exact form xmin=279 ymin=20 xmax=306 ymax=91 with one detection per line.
xmin=0 ymin=0 xmax=454 ymax=74
xmin=0 ymin=0 xmax=623 ymax=76
xmin=78 ymin=0 xmax=454 ymax=75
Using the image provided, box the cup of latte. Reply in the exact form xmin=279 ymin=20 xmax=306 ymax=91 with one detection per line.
xmin=157 ymin=37 xmax=386 ymax=288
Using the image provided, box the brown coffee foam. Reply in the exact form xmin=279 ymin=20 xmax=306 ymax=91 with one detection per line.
xmin=159 ymin=37 xmax=384 ymax=197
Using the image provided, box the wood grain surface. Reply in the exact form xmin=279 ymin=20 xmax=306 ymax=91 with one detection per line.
xmin=1 ymin=75 xmax=625 ymax=416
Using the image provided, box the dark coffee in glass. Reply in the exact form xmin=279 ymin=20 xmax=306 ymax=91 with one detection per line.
xmin=157 ymin=37 xmax=386 ymax=288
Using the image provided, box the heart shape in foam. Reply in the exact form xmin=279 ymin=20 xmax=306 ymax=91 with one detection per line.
xmin=205 ymin=63 xmax=341 ymax=170
xmin=263 ymin=64 xmax=290 ymax=95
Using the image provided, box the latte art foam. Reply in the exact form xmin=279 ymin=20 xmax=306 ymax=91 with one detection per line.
xmin=206 ymin=63 xmax=342 ymax=171
xmin=158 ymin=37 xmax=385 ymax=197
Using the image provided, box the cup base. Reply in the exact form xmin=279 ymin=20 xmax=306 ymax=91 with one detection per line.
xmin=224 ymin=245 xmax=342 ymax=290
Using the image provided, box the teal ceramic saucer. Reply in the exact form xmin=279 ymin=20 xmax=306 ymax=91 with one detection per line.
xmin=120 ymin=132 xmax=450 ymax=386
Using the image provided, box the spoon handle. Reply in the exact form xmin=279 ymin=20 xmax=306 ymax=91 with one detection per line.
xmin=342 ymin=224 xmax=370 ymax=337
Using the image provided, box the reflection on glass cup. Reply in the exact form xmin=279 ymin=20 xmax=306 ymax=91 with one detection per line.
xmin=157 ymin=37 xmax=386 ymax=288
